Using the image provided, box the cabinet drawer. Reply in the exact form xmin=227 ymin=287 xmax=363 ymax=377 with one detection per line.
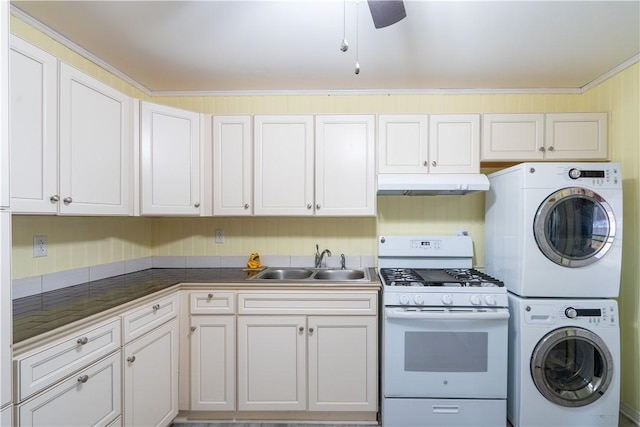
xmin=17 ymin=319 xmax=121 ymax=401
xmin=122 ymin=293 xmax=178 ymax=344
xmin=190 ymin=291 xmax=235 ymax=314
xmin=238 ymin=292 xmax=378 ymax=315
xmin=17 ymin=351 xmax=121 ymax=427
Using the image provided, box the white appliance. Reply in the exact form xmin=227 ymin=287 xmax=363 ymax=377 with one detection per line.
xmin=485 ymin=162 xmax=623 ymax=298
xmin=379 ymin=235 xmax=509 ymax=427
xmin=507 ymin=293 xmax=620 ymax=427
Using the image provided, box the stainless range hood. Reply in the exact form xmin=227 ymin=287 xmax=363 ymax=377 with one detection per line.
xmin=377 ymin=173 xmax=490 ymax=196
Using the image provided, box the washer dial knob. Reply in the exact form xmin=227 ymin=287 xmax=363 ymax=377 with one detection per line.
xmin=399 ymin=295 xmax=410 ymax=305
xmin=565 ymin=307 xmax=578 ymax=318
xmin=568 ymin=168 xmax=581 ymax=179
xmin=442 ymin=294 xmax=453 ymax=305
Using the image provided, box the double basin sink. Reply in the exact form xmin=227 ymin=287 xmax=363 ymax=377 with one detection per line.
xmin=249 ymin=267 xmax=371 ymax=282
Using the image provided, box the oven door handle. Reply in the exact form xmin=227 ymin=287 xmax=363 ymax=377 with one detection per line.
xmin=385 ymin=308 xmax=510 ymax=321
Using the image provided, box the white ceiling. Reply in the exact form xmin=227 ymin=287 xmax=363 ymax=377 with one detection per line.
xmin=11 ymin=0 xmax=640 ymax=95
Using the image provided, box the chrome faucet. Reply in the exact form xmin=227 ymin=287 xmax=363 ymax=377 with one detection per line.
xmin=340 ymin=254 xmax=346 ymax=269
xmin=314 ymin=244 xmax=332 ymax=268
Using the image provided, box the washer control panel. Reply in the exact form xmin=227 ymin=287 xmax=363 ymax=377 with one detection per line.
xmin=524 ymin=301 xmax=618 ymax=326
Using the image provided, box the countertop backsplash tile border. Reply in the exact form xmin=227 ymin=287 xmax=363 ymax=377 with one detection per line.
xmin=12 ymin=255 xmax=377 ymax=299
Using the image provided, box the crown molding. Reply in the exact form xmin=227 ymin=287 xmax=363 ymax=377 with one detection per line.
xmin=581 ymin=54 xmax=640 ymax=93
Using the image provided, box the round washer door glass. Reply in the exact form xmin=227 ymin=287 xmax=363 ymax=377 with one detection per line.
xmin=533 ymin=187 xmax=616 ymax=267
xmin=530 ymin=327 xmax=614 ymax=407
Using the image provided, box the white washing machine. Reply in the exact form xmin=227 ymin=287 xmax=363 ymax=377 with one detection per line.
xmin=485 ymin=162 xmax=622 ymax=298
xmin=507 ymin=293 xmax=620 ymax=427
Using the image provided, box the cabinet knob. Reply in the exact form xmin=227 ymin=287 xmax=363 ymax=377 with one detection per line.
xmin=244 ymin=204 xmax=250 ymax=209
xmin=152 ymin=304 xmax=160 ymax=311
xmin=298 ymin=326 xmax=304 ymax=334
xmin=307 ymin=204 xmax=312 ymax=209
xmin=547 ymin=146 xmax=554 ymax=151
xmin=539 ymin=146 xmax=546 ymax=152
xmin=63 ymin=197 xmax=73 ymax=204
xmin=422 ymin=161 xmax=428 ymax=167
xmin=207 ymin=293 xmax=214 ymax=299
xmin=190 ymin=326 xmax=197 ymax=332
xmin=77 ymin=375 xmax=89 ymax=383
xmin=194 ymin=202 xmax=200 ymax=208
xmin=316 ymin=204 xmax=321 ymax=210
xmin=127 ymin=356 xmax=136 ymax=363
xmin=76 ymin=337 xmax=88 ymax=345
xmin=308 ymin=327 xmax=314 ymax=335
xmin=431 ymin=161 xmax=437 ymax=167
xmin=50 ymin=195 xmax=60 ymax=202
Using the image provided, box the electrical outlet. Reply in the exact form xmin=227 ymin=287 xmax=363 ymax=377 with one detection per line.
xmin=215 ymin=229 xmax=224 ymax=244
xmin=33 ymin=235 xmax=48 ymax=258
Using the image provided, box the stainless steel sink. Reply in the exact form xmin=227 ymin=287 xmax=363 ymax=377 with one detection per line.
xmin=255 ymin=268 xmax=314 ymax=280
xmin=313 ymin=269 xmax=366 ymax=281
xmin=249 ymin=267 xmax=370 ymax=282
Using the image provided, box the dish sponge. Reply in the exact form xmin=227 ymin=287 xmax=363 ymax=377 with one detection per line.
xmin=247 ymin=253 xmax=262 ymax=269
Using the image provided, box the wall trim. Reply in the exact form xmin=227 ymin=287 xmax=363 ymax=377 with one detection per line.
xmin=10 ymin=5 xmax=637 ymax=99
xmin=621 ymin=402 xmax=640 ymax=426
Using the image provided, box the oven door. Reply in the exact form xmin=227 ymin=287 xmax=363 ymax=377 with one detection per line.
xmin=383 ymin=307 xmax=509 ymax=399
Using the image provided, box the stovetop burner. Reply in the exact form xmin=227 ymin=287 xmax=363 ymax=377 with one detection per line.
xmin=379 ymin=268 xmax=504 ymax=288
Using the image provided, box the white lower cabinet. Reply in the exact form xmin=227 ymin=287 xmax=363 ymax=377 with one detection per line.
xmin=123 ymin=318 xmax=178 ymax=427
xmin=1 ymin=404 xmax=11 ymax=427
xmin=17 ymin=352 xmax=121 ymax=427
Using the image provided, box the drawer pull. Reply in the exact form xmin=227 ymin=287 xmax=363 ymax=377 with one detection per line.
xmin=77 ymin=375 xmax=89 ymax=383
xmin=76 ymin=337 xmax=89 ymax=345
xmin=207 ymin=293 xmax=214 ymax=299
xmin=127 ymin=356 xmax=136 ymax=363
xmin=152 ymin=304 xmax=160 ymax=311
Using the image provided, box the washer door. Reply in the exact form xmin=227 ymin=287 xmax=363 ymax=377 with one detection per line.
xmin=533 ymin=187 xmax=616 ymax=267
xmin=530 ymin=327 xmax=614 ymax=407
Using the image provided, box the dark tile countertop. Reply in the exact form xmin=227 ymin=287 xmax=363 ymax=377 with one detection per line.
xmin=13 ymin=268 xmax=250 ymax=344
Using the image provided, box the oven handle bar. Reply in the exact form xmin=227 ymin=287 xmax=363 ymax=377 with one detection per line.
xmin=385 ymin=308 xmax=510 ymax=321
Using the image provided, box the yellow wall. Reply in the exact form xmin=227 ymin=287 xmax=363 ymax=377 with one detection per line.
xmin=10 ymin=16 xmax=640 ymax=414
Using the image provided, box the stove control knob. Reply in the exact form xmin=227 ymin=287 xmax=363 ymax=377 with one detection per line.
xmin=565 ymin=307 xmax=578 ymax=319
xmin=442 ymin=294 xmax=453 ymax=305
xmin=470 ymin=294 xmax=482 ymax=305
xmin=484 ymin=295 xmax=497 ymax=306
xmin=414 ymin=294 xmax=424 ymax=305
xmin=399 ymin=295 xmax=410 ymax=305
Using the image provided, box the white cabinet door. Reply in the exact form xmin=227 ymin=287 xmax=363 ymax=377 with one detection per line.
xmin=429 ymin=114 xmax=480 ymax=173
xmin=58 ymin=63 xmax=132 ymax=215
xmin=254 ymin=115 xmax=314 ymax=216
xmin=315 ymin=115 xmax=375 ymax=216
xmin=378 ymin=115 xmax=429 ymax=174
xmin=123 ymin=319 xmax=178 ymax=427
xmin=1 ymin=404 xmax=11 ymax=427
xmin=481 ymin=114 xmax=545 ymax=161
xmin=545 ymin=112 xmax=607 ymax=160
xmin=0 ymin=213 xmax=10 ymax=409
xmin=0 ymin=0 xmax=8 ymax=209
xmin=308 ymin=316 xmax=377 ymax=412
xmin=17 ymin=352 xmax=121 ymax=427
xmin=237 ymin=315 xmax=306 ymax=410
xmin=212 ymin=116 xmax=252 ymax=215
xmin=9 ymin=36 xmax=58 ymax=213
xmin=140 ymin=101 xmax=202 ymax=215
xmin=190 ymin=315 xmax=235 ymax=410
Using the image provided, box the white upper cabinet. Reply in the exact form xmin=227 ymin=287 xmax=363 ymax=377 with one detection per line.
xmin=378 ymin=114 xmax=480 ymax=175
xmin=140 ymin=101 xmax=202 ymax=216
xmin=59 ymin=63 xmax=132 ymax=215
xmin=315 ymin=115 xmax=375 ymax=216
xmin=481 ymin=112 xmax=607 ymax=161
xmin=544 ymin=112 xmax=607 ymax=160
xmin=9 ymin=36 xmax=58 ymax=213
xmin=429 ymin=114 xmax=480 ymax=173
xmin=378 ymin=115 xmax=429 ymax=174
xmin=212 ymin=116 xmax=252 ymax=216
xmin=481 ymin=113 xmax=545 ymax=161
xmin=0 ymin=2 xmax=8 ymax=209
xmin=254 ymin=115 xmax=314 ymax=216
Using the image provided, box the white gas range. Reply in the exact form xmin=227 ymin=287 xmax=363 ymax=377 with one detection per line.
xmin=379 ymin=235 xmax=509 ymax=427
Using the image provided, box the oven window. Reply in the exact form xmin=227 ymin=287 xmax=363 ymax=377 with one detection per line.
xmin=404 ymin=331 xmax=488 ymax=372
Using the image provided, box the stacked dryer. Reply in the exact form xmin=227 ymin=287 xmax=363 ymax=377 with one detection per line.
xmin=485 ymin=162 xmax=622 ymax=427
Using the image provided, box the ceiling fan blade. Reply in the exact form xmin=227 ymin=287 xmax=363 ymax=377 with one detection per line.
xmin=367 ymin=0 xmax=406 ymax=29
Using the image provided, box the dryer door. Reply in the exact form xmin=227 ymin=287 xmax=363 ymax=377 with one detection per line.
xmin=530 ymin=326 xmax=614 ymax=407
xmin=533 ymin=187 xmax=616 ymax=267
